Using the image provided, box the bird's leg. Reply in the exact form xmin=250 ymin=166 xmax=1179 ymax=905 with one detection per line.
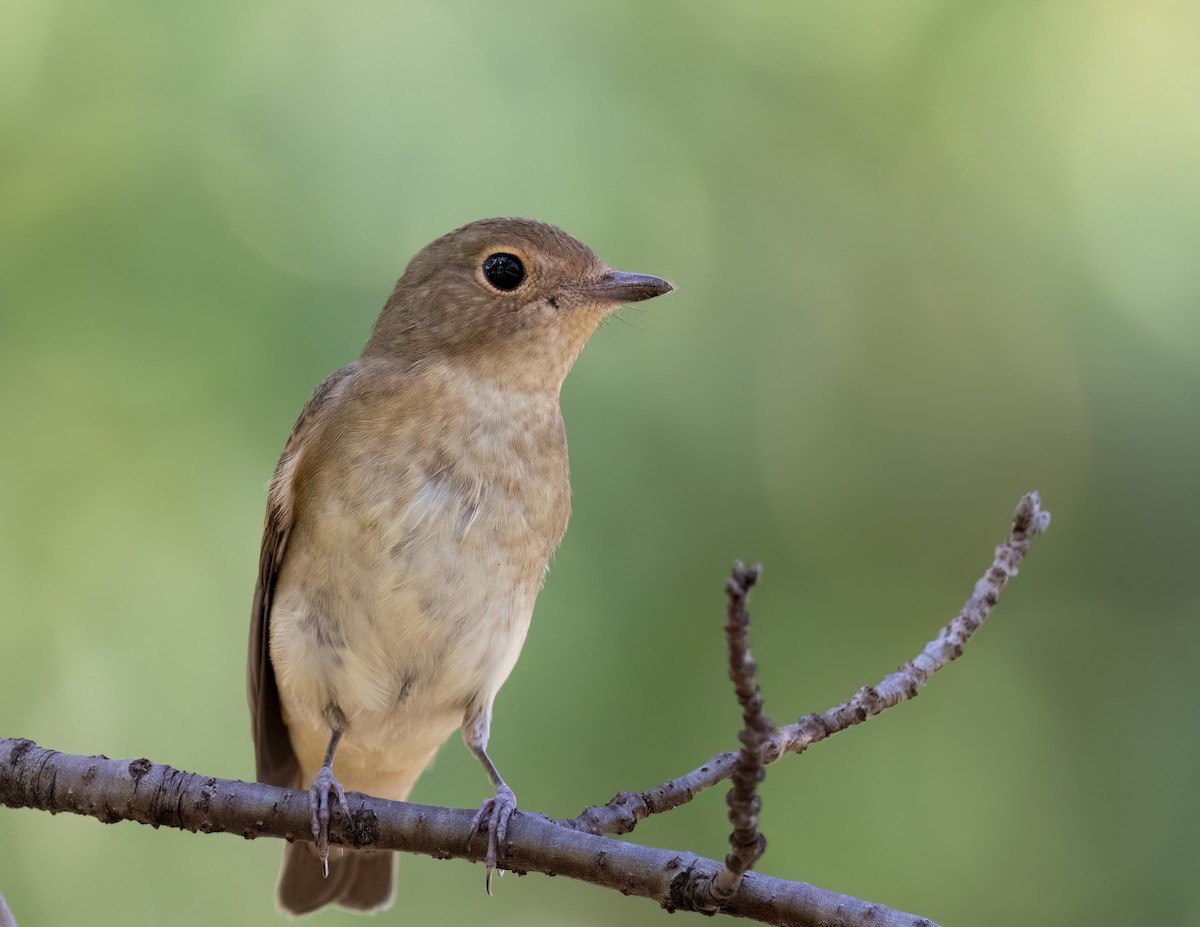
xmin=468 ymin=746 xmax=516 ymax=894
xmin=464 ymin=707 xmax=516 ymax=893
xmin=310 ymin=706 xmax=351 ymax=877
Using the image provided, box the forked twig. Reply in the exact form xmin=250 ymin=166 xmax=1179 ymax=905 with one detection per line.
xmin=565 ymin=492 xmax=1051 ymax=837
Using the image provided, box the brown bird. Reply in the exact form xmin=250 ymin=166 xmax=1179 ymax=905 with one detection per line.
xmin=247 ymin=217 xmax=672 ymax=914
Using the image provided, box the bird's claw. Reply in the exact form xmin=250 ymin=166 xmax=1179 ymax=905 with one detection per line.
xmin=469 ymin=783 xmax=517 ymax=894
xmin=309 ymin=764 xmax=351 ymax=877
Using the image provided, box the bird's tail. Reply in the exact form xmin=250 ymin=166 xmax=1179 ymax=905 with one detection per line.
xmin=277 ymin=841 xmax=396 ymax=916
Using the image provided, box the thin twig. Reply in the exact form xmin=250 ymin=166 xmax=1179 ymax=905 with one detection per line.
xmin=0 ymin=890 xmax=16 ymax=927
xmin=694 ymin=562 xmax=775 ymax=911
xmin=0 ymin=738 xmax=935 ymax=927
xmin=564 ymin=491 xmax=1051 ymax=837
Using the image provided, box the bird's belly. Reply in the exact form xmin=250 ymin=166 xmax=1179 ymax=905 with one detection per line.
xmin=269 ymin=471 xmax=551 ymax=792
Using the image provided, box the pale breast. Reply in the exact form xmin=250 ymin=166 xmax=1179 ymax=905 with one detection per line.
xmin=269 ymin=362 xmax=571 ymax=761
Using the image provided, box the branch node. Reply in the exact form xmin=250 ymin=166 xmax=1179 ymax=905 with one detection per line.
xmin=127 ymin=758 xmax=152 ymax=782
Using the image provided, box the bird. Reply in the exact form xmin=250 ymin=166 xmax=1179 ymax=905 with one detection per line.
xmin=246 ymin=217 xmax=673 ymax=915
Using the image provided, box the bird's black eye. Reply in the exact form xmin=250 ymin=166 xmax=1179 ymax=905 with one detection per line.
xmin=482 ymin=252 xmax=526 ymax=291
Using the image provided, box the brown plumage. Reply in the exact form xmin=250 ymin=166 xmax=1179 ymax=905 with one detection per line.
xmin=247 ymin=217 xmax=672 ymax=914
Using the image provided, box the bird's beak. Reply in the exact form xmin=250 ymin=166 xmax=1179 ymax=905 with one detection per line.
xmin=583 ymin=270 xmax=674 ymax=305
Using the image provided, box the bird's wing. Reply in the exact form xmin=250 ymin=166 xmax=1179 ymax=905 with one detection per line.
xmin=247 ymin=365 xmax=355 ymax=787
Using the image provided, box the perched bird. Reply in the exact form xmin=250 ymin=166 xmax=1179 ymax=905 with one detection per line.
xmin=247 ymin=217 xmax=672 ymax=914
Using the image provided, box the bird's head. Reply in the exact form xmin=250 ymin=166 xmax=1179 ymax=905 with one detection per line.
xmin=364 ymin=217 xmax=672 ymax=391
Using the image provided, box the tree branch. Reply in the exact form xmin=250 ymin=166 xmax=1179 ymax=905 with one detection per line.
xmin=564 ymin=491 xmax=1051 ymax=837
xmin=0 ymin=737 xmax=932 ymax=927
xmin=0 ymin=492 xmax=1050 ymax=926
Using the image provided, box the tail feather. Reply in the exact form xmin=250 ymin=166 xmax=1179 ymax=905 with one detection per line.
xmin=277 ymin=841 xmax=396 ymax=916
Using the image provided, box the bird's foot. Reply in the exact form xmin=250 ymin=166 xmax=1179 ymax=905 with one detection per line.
xmin=309 ymin=764 xmax=351 ymax=877
xmin=469 ymin=782 xmax=517 ymax=894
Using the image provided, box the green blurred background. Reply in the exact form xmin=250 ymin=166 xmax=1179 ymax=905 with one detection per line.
xmin=2 ymin=0 xmax=1198 ymax=924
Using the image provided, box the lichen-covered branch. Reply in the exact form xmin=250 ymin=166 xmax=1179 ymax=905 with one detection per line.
xmin=565 ymin=492 xmax=1051 ymax=837
xmin=0 ymin=738 xmax=933 ymax=927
